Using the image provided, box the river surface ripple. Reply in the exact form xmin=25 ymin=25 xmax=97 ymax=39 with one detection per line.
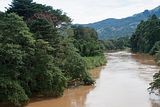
xmin=26 ymin=51 xmax=160 ymax=107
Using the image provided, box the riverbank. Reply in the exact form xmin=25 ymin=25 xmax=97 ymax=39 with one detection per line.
xmin=85 ymin=51 xmax=160 ymax=107
xmin=83 ymin=55 xmax=107 ymax=69
xmin=24 ymin=51 xmax=160 ymax=107
xmin=67 ymin=54 xmax=106 ymax=87
xmin=25 ymin=67 xmax=104 ymax=107
xmin=0 ymin=54 xmax=107 ymax=107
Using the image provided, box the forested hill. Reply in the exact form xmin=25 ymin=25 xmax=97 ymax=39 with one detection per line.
xmin=81 ymin=5 xmax=160 ymax=39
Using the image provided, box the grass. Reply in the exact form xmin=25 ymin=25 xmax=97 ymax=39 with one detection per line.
xmin=83 ymin=55 xmax=107 ymax=69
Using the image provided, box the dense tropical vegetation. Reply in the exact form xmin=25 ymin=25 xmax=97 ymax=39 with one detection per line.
xmin=0 ymin=0 xmax=106 ymax=106
xmin=130 ymin=15 xmax=160 ymax=54
xmin=102 ymin=36 xmax=130 ymax=50
xmin=130 ymin=15 xmax=160 ymax=93
xmin=67 ymin=26 xmax=106 ymax=69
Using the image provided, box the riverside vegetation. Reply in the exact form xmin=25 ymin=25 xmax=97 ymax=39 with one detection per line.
xmin=100 ymin=14 xmax=160 ymax=95
xmin=130 ymin=15 xmax=160 ymax=94
xmin=0 ymin=0 xmax=106 ymax=106
xmin=102 ymin=14 xmax=160 ymax=95
xmin=101 ymin=36 xmax=130 ymax=51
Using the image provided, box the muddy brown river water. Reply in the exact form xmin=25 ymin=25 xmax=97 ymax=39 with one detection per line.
xmin=26 ymin=51 xmax=160 ymax=107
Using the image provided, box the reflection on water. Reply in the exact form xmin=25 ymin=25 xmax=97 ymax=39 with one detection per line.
xmin=132 ymin=53 xmax=156 ymax=65
xmin=132 ymin=53 xmax=160 ymax=83
xmin=26 ymin=51 xmax=160 ymax=107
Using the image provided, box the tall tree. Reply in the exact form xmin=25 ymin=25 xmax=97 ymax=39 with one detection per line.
xmin=7 ymin=0 xmax=71 ymax=25
xmin=70 ymin=26 xmax=102 ymax=56
xmin=0 ymin=13 xmax=34 ymax=106
xmin=130 ymin=15 xmax=160 ymax=53
xmin=8 ymin=0 xmax=34 ymax=20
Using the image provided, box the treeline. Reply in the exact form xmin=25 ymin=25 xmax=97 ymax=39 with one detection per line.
xmin=130 ymin=15 xmax=160 ymax=93
xmin=68 ymin=26 xmax=106 ymax=69
xmin=130 ymin=15 xmax=160 ymax=55
xmin=101 ymin=36 xmax=130 ymax=50
xmin=0 ymin=0 xmax=106 ymax=106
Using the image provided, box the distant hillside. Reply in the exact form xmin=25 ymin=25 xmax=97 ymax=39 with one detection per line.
xmin=82 ymin=5 xmax=160 ymax=39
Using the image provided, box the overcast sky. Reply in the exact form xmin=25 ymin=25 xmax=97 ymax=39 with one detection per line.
xmin=0 ymin=0 xmax=160 ymax=24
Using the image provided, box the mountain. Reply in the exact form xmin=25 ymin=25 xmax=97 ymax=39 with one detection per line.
xmin=82 ymin=5 xmax=160 ymax=39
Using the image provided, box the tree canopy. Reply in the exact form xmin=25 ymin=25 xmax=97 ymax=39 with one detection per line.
xmin=130 ymin=15 xmax=160 ymax=93
xmin=0 ymin=0 xmax=106 ymax=106
xmin=130 ymin=15 xmax=160 ymax=53
xmin=69 ymin=26 xmax=103 ymax=56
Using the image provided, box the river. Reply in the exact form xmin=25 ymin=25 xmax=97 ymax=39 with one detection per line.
xmin=26 ymin=51 xmax=160 ymax=107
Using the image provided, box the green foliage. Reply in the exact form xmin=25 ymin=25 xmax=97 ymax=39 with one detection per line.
xmin=7 ymin=0 xmax=34 ymax=20
xmin=149 ymin=71 xmax=160 ymax=92
xmin=102 ymin=40 xmax=116 ymax=50
xmin=7 ymin=0 xmax=71 ymax=23
xmin=0 ymin=12 xmax=67 ymax=106
xmin=70 ymin=26 xmax=102 ymax=56
xmin=149 ymin=41 xmax=160 ymax=55
xmin=65 ymin=26 xmax=106 ymax=84
xmin=50 ymin=37 xmax=95 ymax=85
xmin=32 ymin=39 xmax=67 ymax=97
xmin=82 ymin=55 xmax=106 ymax=85
xmin=83 ymin=55 xmax=106 ymax=69
xmin=0 ymin=78 xmax=29 ymax=107
xmin=130 ymin=15 xmax=160 ymax=93
xmin=66 ymin=26 xmax=106 ymax=82
xmin=102 ymin=36 xmax=130 ymax=50
xmin=130 ymin=15 xmax=160 ymax=53
xmin=66 ymin=26 xmax=106 ymax=83
xmin=0 ymin=13 xmax=34 ymax=106
xmin=0 ymin=1 xmax=106 ymax=106
xmin=0 ymin=12 xmax=35 ymax=81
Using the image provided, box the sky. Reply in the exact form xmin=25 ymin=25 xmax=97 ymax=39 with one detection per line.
xmin=0 ymin=0 xmax=160 ymax=24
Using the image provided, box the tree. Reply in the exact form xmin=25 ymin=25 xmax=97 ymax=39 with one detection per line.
xmin=7 ymin=0 xmax=71 ymax=25
xmin=31 ymin=39 xmax=67 ymax=97
xmin=0 ymin=13 xmax=34 ymax=106
xmin=0 ymin=79 xmax=29 ymax=107
xmin=55 ymin=37 xmax=94 ymax=84
xmin=0 ymin=12 xmax=69 ymax=106
xmin=149 ymin=41 xmax=160 ymax=55
xmin=28 ymin=18 xmax=94 ymax=85
xmin=130 ymin=15 xmax=160 ymax=94
xmin=130 ymin=15 xmax=160 ymax=53
xmin=0 ymin=1 xmax=105 ymax=106
xmin=7 ymin=0 xmax=34 ymax=20
xmin=149 ymin=70 xmax=160 ymax=93
xmin=70 ymin=26 xmax=102 ymax=56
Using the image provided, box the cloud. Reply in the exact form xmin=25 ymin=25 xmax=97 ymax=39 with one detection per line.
xmin=0 ymin=0 xmax=11 ymax=11
xmin=37 ymin=0 xmax=160 ymax=24
xmin=0 ymin=0 xmax=160 ymax=23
